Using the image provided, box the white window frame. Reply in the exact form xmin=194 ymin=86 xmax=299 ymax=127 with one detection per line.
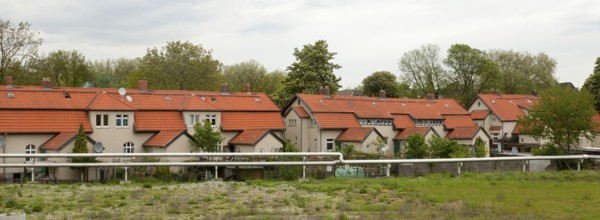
xmin=206 ymin=114 xmax=217 ymax=127
xmin=326 ymin=138 xmax=335 ymax=151
xmin=95 ymin=114 xmax=109 ymax=128
xmin=492 ymin=134 xmax=499 ymax=144
xmin=116 ymin=114 xmax=129 ymax=128
xmin=123 ymin=142 xmax=134 ymax=154
xmin=189 ymin=114 xmax=201 ymax=127
xmin=491 ymin=116 xmax=497 ymax=125
xmin=25 ymin=144 xmax=35 ymax=162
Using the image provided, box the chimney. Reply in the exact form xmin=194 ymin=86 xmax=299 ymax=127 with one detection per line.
xmin=220 ymin=83 xmax=229 ymax=94
xmin=41 ymin=78 xmax=52 ymax=90
xmin=245 ymin=83 xmax=252 ymax=94
xmin=532 ymin=90 xmax=538 ymax=97
xmin=319 ymin=86 xmax=330 ymax=97
xmin=138 ymin=80 xmax=148 ymax=92
xmin=379 ymin=89 xmax=386 ymax=99
xmin=5 ymin=76 xmax=13 ymax=88
xmin=426 ymin=93 xmax=435 ymax=101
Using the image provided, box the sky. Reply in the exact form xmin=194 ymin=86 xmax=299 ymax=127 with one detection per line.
xmin=1 ymin=0 xmax=599 ymax=89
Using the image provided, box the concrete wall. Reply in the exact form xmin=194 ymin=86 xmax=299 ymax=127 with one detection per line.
xmin=2 ymin=134 xmax=53 ymax=178
xmin=183 ymin=111 xmax=221 ymax=133
xmin=283 ymin=110 xmax=302 ymax=148
xmin=89 ymin=111 xmax=153 ymax=156
xmin=320 ymin=130 xmax=342 ymax=152
xmin=254 ymin=133 xmax=284 ymax=152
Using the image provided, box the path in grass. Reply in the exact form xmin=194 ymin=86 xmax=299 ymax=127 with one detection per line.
xmin=1 ymin=171 xmax=600 ymax=219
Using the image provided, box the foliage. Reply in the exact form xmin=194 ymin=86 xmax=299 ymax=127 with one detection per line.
xmin=532 ymin=143 xmax=565 ymax=156
xmin=448 ymin=144 xmax=471 ymax=158
xmin=518 ymin=86 xmax=596 ymax=154
xmin=403 ymin=134 xmax=429 ymax=159
xmin=335 ymin=144 xmax=356 ymax=159
xmin=361 ymin=71 xmax=401 ymax=98
xmin=189 ymin=121 xmax=224 ymax=152
xmin=473 ymin=137 xmax=487 ymax=157
xmin=280 ymin=141 xmax=301 ymax=180
xmin=444 ymin=44 xmax=499 ymax=106
xmin=487 ymin=50 xmax=557 ymax=94
xmin=428 ymin=136 xmax=456 ymax=158
xmin=582 ymin=57 xmax=600 ymax=112
xmin=222 ymin=60 xmax=285 ymax=96
xmin=279 ymin=40 xmax=341 ymax=102
xmin=138 ymin=41 xmax=222 ymax=90
xmin=72 ymin=123 xmax=94 ymax=163
xmin=27 ymin=50 xmax=92 ymax=87
xmin=0 ymin=19 xmax=43 ymax=84
xmin=89 ymin=58 xmax=139 ymax=88
xmin=399 ymin=44 xmax=447 ymax=98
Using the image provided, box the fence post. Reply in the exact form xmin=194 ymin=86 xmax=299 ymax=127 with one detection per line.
xmin=522 ymin=160 xmax=529 ymax=172
xmin=302 ymin=157 xmax=306 ymax=179
xmin=577 ymin=159 xmax=583 ymax=171
xmin=215 ymin=166 xmax=218 ymax=179
xmin=456 ymin=162 xmax=463 ymax=176
xmin=386 ymin=163 xmax=391 ymax=177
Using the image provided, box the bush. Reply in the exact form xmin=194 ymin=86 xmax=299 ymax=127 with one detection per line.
xmin=31 ymin=203 xmax=43 ymax=212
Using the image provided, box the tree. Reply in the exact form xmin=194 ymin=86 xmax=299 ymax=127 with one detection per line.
xmin=444 ymin=44 xmax=499 ymax=106
xmin=487 ymin=50 xmax=557 ymax=94
xmin=138 ymin=41 xmax=222 ymax=90
xmin=72 ymin=123 xmax=94 ymax=181
xmin=32 ymin=50 xmax=92 ymax=87
xmin=0 ymin=19 xmax=43 ymax=84
xmin=335 ymin=144 xmax=356 ymax=159
xmin=399 ymin=44 xmax=447 ymax=98
xmin=518 ymin=86 xmax=596 ymax=154
xmin=361 ymin=71 xmax=402 ymax=98
xmin=90 ymin=58 xmax=139 ymax=88
xmin=582 ymin=57 xmax=600 ymax=112
xmin=279 ymin=40 xmax=341 ymax=102
xmin=190 ymin=121 xmax=225 ymax=153
xmin=222 ymin=60 xmax=284 ymax=96
xmin=473 ymin=137 xmax=487 ymax=157
xmin=404 ymin=133 xmax=429 ymax=159
xmin=428 ymin=136 xmax=455 ymax=158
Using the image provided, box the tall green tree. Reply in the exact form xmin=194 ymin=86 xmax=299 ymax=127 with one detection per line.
xmin=190 ymin=121 xmax=225 ymax=153
xmin=404 ymin=133 xmax=429 ymax=159
xmin=444 ymin=44 xmax=499 ymax=106
xmin=138 ymin=41 xmax=222 ymax=90
xmin=361 ymin=71 xmax=401 ymax=98
xmin=222 ymin=60 xmax=284 ymax=96
xmin=582 ymin=57 xmax=600 ymax=112
xmin=487 ymin=50 xmax=557 ymax=94
xmin=279 ymin=40 xmax=341 ymax=102
xmin=399 ymin=44 xmax=447 ymax=98
xmin=89 ymin=58 xmax=139 ymax=88
xmin=72 ymin=124 xmax=94 ymax=181
xmin=518 ymin=86 xmax=596 ymax=154
xmin=27 ymin=50 xmax=92 ymax=87
xmin=0 ymin=19 xmax=43 ymax=84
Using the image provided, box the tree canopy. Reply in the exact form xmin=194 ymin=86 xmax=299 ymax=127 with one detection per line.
xmin=0 ymin=19 xmax=43 ymax=84
xmin=279 ymin=40 xmax=341 ymax=102
xmin=190 ymin=121 xmax=225 ymax=153
xmin=222 ymin=60 xmax=285 ymax=96
xmin=487 ymin=50 xmax=557 ymax=94
xmin=444 ymin=44 xmax=499 ymax=106
xmin=518 ymin=86 xmax=596 ymax=154
xmin=582 ymin=57 xmax=600 ymax=112
xmin=27 ymin=50 xmax=92 ymax=87
xmin=361 ymin=71 xmax=401 ymax=98
xmin=138 ymin=41 xmax=222 ymax=90
xmin=399 ymin=44 xmax=447 ymax=98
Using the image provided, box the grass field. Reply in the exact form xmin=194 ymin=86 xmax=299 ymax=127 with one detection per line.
xmin=1 ymin=171 xmax=600 ymax=219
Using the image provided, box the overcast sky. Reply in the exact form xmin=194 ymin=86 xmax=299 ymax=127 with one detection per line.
xmin=2 ymin=0 xmax=599 ymax=88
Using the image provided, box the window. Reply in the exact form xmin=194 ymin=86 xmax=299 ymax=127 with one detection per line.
xmin=116 ymin=114 xmax=129 ymax=128
xmin=491 ymin=116 xmax=497 ymax=125
xmin=123 ymin=142 xmax=134 ymax=153
xmin=189 ymin=114 xmax=201 ymax=126
xmin=326 ymin=138 xmax=334 ymax=151
xmin=95 ymin=114 xmax=108 ymax=127
xmin=492 ymin=134 xmax=499 ymax=144
xmin=25 ymin=144 xmax=35 ymax=162
xmin=288 ymin=119 xmax=297 ymax=127
xmin=206 ymin=114 xmax=217 ymax=126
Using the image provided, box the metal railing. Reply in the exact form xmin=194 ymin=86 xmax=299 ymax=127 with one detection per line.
xmin=1 ymin=153 xmax=599 ymax=181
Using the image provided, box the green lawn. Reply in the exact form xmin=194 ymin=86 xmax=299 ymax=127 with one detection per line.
xmin=1 ymin=171 xmax=600 ymax=219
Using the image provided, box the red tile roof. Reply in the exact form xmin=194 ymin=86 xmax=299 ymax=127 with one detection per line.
xmin=446 ymin=127 xmax=481 ymax=140
xmin=313 ymin=113 xmax=360 ymax=129
xmin=0 ymin=90 xmax=97 ymax=109
xmin=127 ymin=94 xmax=188 ymax=110
xmin=183 ymin=95 xmax=220 ymax=111
xmin=293 ymin=106 xmax=310 ymax=118
xmin=336 ymin=127 xmax=377 ymax=142
xmin=40 ymin=132 xmax=77 ymax=150
xmin=0 ymin=110 xmax=92 ymax=133
xmin=229 ymin=129 xmax=271 ymax=145
xmin=393 ymin=127 xmax=431 ymax=140
xmin=512 ymin=123 xmax=523 ymax=134
xmin=297 ymin=94 xmax=467 ymax=120
xmin=393 ymin=114 xmax=415 ymax=129
xmin=444 ymin=115 xmax=476 ymax=129
xmin=134 ymin=111 xmax=186 ymax=132
xmin=88 ymin=93 xmax=134 ymax=110
xmin=143 ymin=130 xmax=186 ymax=148
xmin=477 ymin=94 xmax=540 ymax=121
xmin=592 ymin=114 xmax=600 ymax=132
xmin=489 ymin=126 xmax=502 ymax=132
xmin=470 ymin=110 xmax=490 ymax=120
xmin=221 ymin=112 xmax=285 ymax=131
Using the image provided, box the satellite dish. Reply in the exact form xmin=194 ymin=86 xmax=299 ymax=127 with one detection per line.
xmin=118 ymin=87 xmax=126 ymax=96
xmin=94 ymin=142 xmax=104 ymax=153
xmin=511 ymin=147 xmax=518 ymax=155
xmin=126 ymin=95 xmax=133 ymax=102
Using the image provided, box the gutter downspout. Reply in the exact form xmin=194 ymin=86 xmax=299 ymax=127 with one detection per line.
xmin=319 ymin=129 xmax=323 ymax=152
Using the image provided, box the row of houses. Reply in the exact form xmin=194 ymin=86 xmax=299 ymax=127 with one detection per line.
xmin=1 ymin=77 xmax=599 ymax=180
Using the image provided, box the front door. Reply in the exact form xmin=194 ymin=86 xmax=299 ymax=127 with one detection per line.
xmin=394 ymin=140 xmax=401 ymax=157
